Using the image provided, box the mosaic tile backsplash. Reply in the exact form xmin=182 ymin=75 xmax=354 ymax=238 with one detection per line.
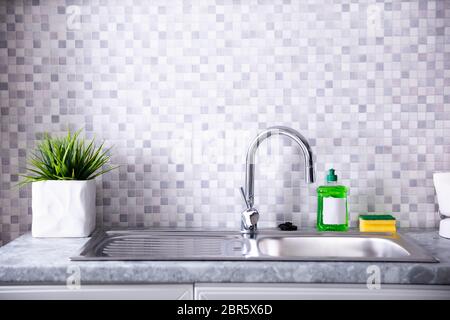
xmin=1 ymin=0 xmax=449 ymax=245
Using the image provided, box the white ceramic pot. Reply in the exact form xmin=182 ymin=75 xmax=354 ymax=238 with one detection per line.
xmin=31 ymin=180 xmax=96 ymax=237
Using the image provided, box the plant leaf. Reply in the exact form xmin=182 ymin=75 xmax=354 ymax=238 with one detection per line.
xmin=18 ymin=130 xmax=118 ymax=187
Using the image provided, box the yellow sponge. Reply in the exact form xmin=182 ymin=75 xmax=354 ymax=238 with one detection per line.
xmin=359 ymin=214 xmax=396 ymax=232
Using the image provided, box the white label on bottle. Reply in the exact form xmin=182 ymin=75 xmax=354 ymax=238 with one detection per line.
xmin=323 ymin=197 xmax=346 ymax=225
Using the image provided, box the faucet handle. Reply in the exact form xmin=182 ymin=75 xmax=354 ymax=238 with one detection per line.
xmin=240 ymin=186 xmax=250 ymax=209
xmin=239 ymin=186 xmax=259 ymax=233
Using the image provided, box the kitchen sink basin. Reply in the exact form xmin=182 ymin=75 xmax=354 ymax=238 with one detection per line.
xmin=258 ymin=236 xmax=410 ymax=259
xmin=71 ymin=229 xmax=437 ymax=262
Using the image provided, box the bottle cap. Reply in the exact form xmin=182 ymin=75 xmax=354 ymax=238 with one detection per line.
xmin=326 ymin=168 xmax=338 ymax=182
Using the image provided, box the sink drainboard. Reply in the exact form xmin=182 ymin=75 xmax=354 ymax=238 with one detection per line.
xmin=101 ymin=236 xmax=229 ymax=258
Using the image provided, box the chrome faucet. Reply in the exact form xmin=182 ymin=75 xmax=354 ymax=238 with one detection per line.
xmin=240 ymin=126 xmax=316 ymax=234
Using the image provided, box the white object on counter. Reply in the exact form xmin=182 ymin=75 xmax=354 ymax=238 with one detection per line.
xmin=433 ymin=172 xmax=450 ymax=239
xmin=32 ymin=180 xmax=96 ymax=237
xmin=439 ymin=219 xmax=450 ymax=239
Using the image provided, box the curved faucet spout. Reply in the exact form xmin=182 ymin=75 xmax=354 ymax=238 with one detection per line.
xmin=245 ymin=126 xmax=315 ymax=208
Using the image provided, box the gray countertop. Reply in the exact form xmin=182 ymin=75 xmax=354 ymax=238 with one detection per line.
xmin=0 ymin=229 xmax=449 ymax=285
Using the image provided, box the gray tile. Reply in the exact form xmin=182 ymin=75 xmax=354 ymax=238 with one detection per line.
xmin=1 ymin=0 xmax=449 ymax=246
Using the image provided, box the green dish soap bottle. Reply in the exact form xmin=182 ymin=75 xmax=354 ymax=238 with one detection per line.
xmin=317 ymin=168 xmax=348 ymax=231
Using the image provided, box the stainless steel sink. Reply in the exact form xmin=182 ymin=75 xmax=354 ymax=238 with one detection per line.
xmin=70 ymin=229 xmax=438 ymax=263
xmin=258 ymin=237 xmax=410 ymax=259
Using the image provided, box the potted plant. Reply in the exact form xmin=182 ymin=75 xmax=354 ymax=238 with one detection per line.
xmin=19 ymin=130 xmax=117 ymax=237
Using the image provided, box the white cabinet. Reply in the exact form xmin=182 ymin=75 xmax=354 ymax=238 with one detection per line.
xmin=0 ymin=284 xmax=193 ymax=300
xmin=194 ymin=283 xmax=450 ymax=300
xmin=2 ymin=283 xmax=449 ymax=300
